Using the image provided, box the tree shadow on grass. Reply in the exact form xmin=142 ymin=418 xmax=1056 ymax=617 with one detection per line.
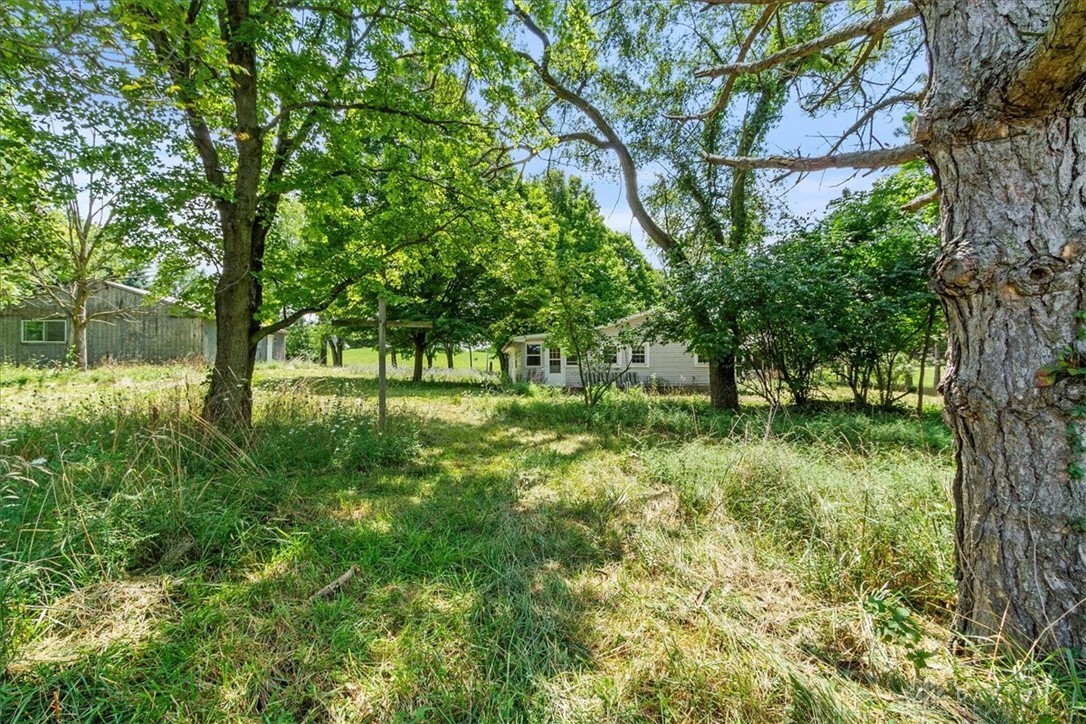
xmin=1 ymin=407 xmax=621 ymax=721
xmin=491 ymin=393 xmax=953 ymax=457
xmin=255 ymin=374 xmax=518 ymax=401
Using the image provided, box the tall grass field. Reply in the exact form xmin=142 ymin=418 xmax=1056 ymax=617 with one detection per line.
xmin=1 ymin=362 xmax=1082 ymax=721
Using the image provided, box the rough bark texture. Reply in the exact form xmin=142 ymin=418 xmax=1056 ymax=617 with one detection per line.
xmin=919 ymin=0 xmax=1086 ymax=653
xmin=204 ymin=224 xmax=259 ymax=428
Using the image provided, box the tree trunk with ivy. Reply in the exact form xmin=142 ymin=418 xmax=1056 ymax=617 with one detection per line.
xmin=920 ymin=0 xmax=1086 ymax=652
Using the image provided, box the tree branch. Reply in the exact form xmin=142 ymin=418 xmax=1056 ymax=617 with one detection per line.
xmin=828 ymin=92 xmax=920 ymax=154
xmin=514 ymin=10 xmax=675 ymax=252
xmin=673 ymin=2 xmax=778 ymax=120
xmin=1003 ymin=0 xmax=1086 ymax=117
xmin=255 ymin=277 xmax=354 ymax=342
xmin=695 ymin=4 xmax=919 ymax=79
xmin=703 ymin=142 xmax=923 ymax=171
xmin=900 ymin=189 xmax=937 ymax=213
xmin=261 ymin=100 xmax=487 ymax=134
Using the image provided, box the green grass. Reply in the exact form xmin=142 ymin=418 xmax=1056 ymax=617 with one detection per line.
xmin=0 ymin=362 xmax=1081 ymax=721
xmin=339 ymin=346 xmax=498 ymax=371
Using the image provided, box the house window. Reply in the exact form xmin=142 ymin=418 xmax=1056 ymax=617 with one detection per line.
xmin=21 ymin=319 xmax=67 ymax=344
xmin=566 ymin=350 xmax=579 ymax=366
xmin=696 ymin=354 xmax=709 ymax=365
xmin=549 ymin=348 xmax=562 ymax=373
xmin=606 ymin=350 xmax=618 ymax=365
xmin=526 ymin=343 xmax=542 ymax=366
xmin=631 ymin=344 xmax=647 ymax=365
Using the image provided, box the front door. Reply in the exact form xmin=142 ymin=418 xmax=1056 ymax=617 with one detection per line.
xmin=547 ymin=347 xmax=563 ymax=385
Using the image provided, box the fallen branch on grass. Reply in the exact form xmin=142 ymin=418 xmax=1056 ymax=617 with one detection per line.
xmin=311 ymin=565 xmax=359 ymax=599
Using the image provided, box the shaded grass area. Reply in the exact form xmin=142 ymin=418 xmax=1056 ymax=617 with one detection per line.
xmin=0 ymin=364 xmax=1082 ymax=721
xmin=339 ymin=346 xmax=498 ymax=371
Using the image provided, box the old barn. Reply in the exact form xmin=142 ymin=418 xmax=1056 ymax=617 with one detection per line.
xmin=0 ymin=281 xmax=286 ymax=366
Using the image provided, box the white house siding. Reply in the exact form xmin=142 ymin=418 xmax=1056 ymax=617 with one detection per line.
xmin=560 ymin=340 xmax=709 ymax=389
xmin=504 ymin=317 xmax=710 ymax=390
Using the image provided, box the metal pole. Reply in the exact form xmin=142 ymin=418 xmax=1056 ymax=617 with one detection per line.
xmin=378 ymin=298 xmax=387 ymax=432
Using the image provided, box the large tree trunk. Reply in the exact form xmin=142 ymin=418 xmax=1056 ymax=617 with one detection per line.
xmin=445 ymin=342 xmax=454 ymax=369
xmin=412 ymin=331 xmax=426 ymax=382
xmin=200 ymin=1 xmax=264 ymax=431
xmin=708 ymin=354 xmax=740 ymax=411
xmin=203 ymin=224 xmax=258 ymax=429
xmin=920 ymin=0 xmax=1086 ymax=654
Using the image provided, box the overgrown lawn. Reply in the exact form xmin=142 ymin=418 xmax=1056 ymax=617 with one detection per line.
xmin=0 ymin=363 xmax=1080 ymax=721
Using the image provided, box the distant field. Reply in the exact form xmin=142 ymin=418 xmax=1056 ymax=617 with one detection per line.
xmin=338 ymin=346 xmax=498 ymax=371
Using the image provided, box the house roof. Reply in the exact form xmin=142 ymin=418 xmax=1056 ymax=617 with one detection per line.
xmin=503 ymin=310 xmax=652 ymax=353
xmin=103 ymin=280 xmax=154 ymax=297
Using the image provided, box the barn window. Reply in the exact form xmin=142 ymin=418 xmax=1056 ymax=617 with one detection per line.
xmin=526 ymin=344 xmax=542 ymax=366
xmin=631 ymin=344 xmax=648 ymax=365
xmin=549 ymin=348 xmax=562 ymax=373
xmin=22 ymin=319 xmax=67 ymax=343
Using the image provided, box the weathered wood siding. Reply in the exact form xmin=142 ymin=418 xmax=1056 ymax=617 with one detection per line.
xmin=0 ymin=283 xmax=208 ymax=365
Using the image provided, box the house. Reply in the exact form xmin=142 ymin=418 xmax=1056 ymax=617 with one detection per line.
xmin=0 ymin=280 xmax=287 ymax=366
xmin=503 ymin=312 xmax=710 ymax=389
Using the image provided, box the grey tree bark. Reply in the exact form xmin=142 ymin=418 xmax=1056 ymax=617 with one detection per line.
xmin=918 ymin=0 xmax=1086 ymax=653
xmin=71 ymin=280 xmax=90 ymax=372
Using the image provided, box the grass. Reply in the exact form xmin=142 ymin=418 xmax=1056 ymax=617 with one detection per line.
xmin=339 ymin=346 xmax=498 ymax=371
xmin=0 ymin=361 xmax=1082 ymax=721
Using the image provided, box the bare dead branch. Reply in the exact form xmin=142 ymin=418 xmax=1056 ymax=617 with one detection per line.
xmin=900 ymin=189 xmax=937 ymax=213
xmin=828 ymin=92 xmax=920 ymax=154
xmin=695 ymin=4 xmax=919 ymax=79
xmin=310 ymin=566 xmax=359 ymax=599
xmin=703 ymin=142 xmax=923 ymax=171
